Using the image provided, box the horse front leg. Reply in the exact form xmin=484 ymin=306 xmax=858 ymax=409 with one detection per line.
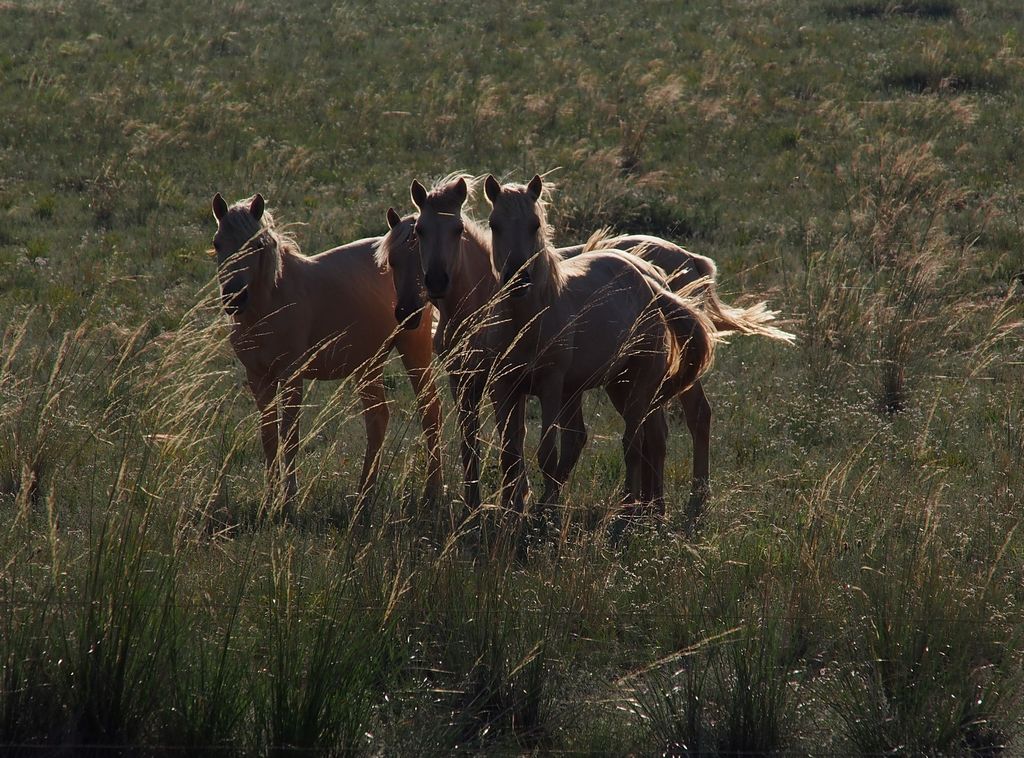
xmin=398 ymin=328 xmax=444 ymax=503
xmin=357 ymin=374 xmax=390 ymax=507
xmin=536 ymin=377 xmax=566 ymax=532
xmin=248 ymin=372 xmax=281 ymax=510
xmin=679 ymin=380 xmax=712 ymax=527
xmin=554 ymin=393 xmax=587 ymax=489
xmin=493 ymin=385 xmax=528 ymax=518
xmin=277 ymin=378 xmax=304 ymax=520
xmin=606 ymin=380 xmax=646 ymax=542
xmin=452 ymin=374 xmax=484 ymax=512
xmin=641 ymin=406 xmax=669 ymax=519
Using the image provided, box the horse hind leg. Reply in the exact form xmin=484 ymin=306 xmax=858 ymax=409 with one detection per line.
xmin=679 ymin=380 xmax=712 ymax=529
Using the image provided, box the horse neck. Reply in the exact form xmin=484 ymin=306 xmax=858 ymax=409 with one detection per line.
xmin=507 ymin=241 xmax=563 ymax=324
xmin=240 ymin=239 xmax=288 ymax=322
xmin=445 ymin=231 xmax=499 ymax=327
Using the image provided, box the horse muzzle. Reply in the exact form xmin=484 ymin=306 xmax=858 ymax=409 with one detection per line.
xmin=424 ymin=269 xmax=450 ymax=301
xmin=502 ymin=267 xmax=531 ymax=298
xmin=395 ymin=304 xmax=423 ymax=330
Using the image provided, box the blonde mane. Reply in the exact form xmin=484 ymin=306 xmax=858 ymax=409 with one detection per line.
xmin=495 ymin=181 xmax=566 ymax=302
xmin=427 ymin=171 xmax=481 ymax=208
xmin=223 ymin=196 xmax=300 ymax=291
xmin=374 ymin=212 xmax=415 ymax=271
xmin=582 ymin=226 xmax=617 ymax=253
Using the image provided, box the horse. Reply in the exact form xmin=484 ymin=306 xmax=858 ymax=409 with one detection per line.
xmin=481 ymin=174 xmax=717 ymax=529
xmin=375 ymin=178 xmax=501 ymax=512
xmin=525 ymin=193 xmax=795 ymax=519
xmin=210 ymin=192 xmax=442 ymax=517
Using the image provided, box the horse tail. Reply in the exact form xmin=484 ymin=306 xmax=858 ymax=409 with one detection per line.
xmin=653 ymin=288 xmax=718 ymax=399
xmin=700 ymin=280 xmax=796 ymax=343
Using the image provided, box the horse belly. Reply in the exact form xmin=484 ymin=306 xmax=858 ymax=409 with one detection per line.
xmin=301 ymin=327 xmax=392 ymax=381
xmin=563 ymin=319 xmax=635 ymax=391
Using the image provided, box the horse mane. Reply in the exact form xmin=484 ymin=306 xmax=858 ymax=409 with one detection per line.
xmin=496 ymin=181 xmax=566 ymax=302
xmin=426 ymin=171 xmax=481 ymax=210
xmin=223 ymin=196 xmax=300 ymax=292
xmin=582 ymin=226 xmax=617 ymax=253
xmin=374 ymin=213 xmax=416 ymax=271
xmin=461 ymin=215 xmax=490 ymax=253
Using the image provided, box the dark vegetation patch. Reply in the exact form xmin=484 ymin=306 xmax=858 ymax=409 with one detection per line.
xmin=561 ymin=192 xmax=721 ymax=242
xmin=827 ymin=0 xmax=959 ymax=20
xmin=882 ymin=60 xmax=1008 ymax=94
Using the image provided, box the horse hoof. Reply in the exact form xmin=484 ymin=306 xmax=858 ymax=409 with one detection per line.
xmin=684 ymin=489 xmax=709 ymax=538
xmin=608 ymin=504 xmax=643 ymax=546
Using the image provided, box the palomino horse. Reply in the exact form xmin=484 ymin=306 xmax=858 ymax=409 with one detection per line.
xmin=210 ymin=193 xmax=442 ymax=515
xmin=482 ymin=174 xmax=717 ymax=526
xmin=536 ymin=202 xmax=790 ymax=514
xmin=376 ymin=178 xmax=501 ymax=511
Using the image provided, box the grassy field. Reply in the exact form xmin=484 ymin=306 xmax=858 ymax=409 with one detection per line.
xmin=2 ymin=0 xmax=1024 ymax=753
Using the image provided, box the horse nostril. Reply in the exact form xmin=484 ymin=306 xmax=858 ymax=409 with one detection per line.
xmin=424 ymin=270 xmax=449 ymax=296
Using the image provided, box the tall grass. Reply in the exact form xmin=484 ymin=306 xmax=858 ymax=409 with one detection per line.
xmin=800 ymin=131 xmax=973 ymax=413
xmin=829 ymin=518 xmax=1020 ymax=754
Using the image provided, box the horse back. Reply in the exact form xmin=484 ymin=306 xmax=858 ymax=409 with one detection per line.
xmin=237 ymin=237 xmax=410 ymax=382
xmin=589 ymin=234 xmax=714 ymax=291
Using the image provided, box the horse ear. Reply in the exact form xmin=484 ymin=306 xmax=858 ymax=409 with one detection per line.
xmin=249 ymin=193 xmax=265 ymax=222
xmin=527 ymin=174 xmax=543 ymax=201
xmin=454 ymin=177 xmax=468 ymax=206
xmin=386 ymin=207 xmax=402 ymax=230
xmin=410 ymin=180 xmax=428 ymax=209
xmin=484 ymin=175 xmax=501 ymax=205
xmin=212 ymin=193 xmax=228 ymax=222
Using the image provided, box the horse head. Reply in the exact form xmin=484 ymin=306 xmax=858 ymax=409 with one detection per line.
xmin=378 ymin=207 xmax=427 ymax=330
xmin=409 ymin=176 xmax=469 ymax=302
xmin=211 ymin=192 xmax=277 ymax=317
xmin=483 ymin=174 xmax=548 ymax=299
